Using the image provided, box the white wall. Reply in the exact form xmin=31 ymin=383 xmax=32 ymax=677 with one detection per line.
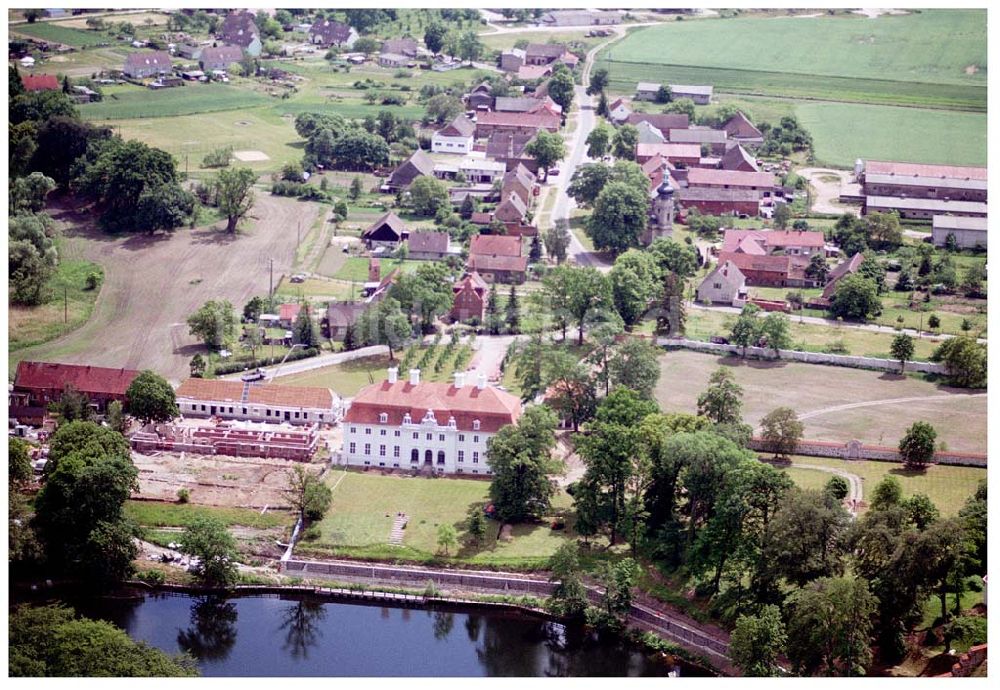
xmin=342 ymin=418 xmax=495 ymax=475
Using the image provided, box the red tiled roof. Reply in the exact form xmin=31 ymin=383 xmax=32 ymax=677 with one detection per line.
xmin=176 ymin=378 xmax=335 ymax=410
xmin=723 ymin=111 xmax=763 ymax=140
xmin=637 ymin=142 xmax=701 ymax=161
xmin=467 ymin=254 xmax=528 ymax=274
xmin=470 ymin=212 xmax=493 ymax=225
xmin=345 ymin=379 xmax=521 ymax=432
xmin=721 ymin=229 xmax=825 ymax=253
xmin=279 ymin=303 xmax=301 ymax=322
xmin=477 ymin=111 xmax=561 ymax=130
xmin=718 ymin=251 xmax=793 ymax=274
xmin=14 ymin=361 xmax=139 ymax=397
xmin=22 ymin=74 xmax=59 ymax=91
xmin=625 ymin=112 xmax=690 ymax=132
xmin=407 ymin=231 xmax=449 ymax=254
xmin=865 ymin=160 xmax=987 ymax=180
xmin=470 ymin=234 xmax=522 ymax=257
xmin=687 ymin=167 xmax=776 ymax=188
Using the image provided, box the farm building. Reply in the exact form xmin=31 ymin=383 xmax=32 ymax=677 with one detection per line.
xmin=524 ymin=43 xmax=570 ymax=66
xmin=722 ymin=228 xmax=826 ymax=258
xmin=716 ymin=252 xmax=809 ymax=288
xmin=485 ymin=132 xmax=539 ymax=174
xmin=625 ymin=112 xmax=690 ymax=132
xmin=308 ymin=19 xmax=358 ymax=48
xmin=341 ymin=368 xmax=522 ymax=475
xmin=635 ymin=120 xmax=666 ymax=144
xmin=686 ymin=168 xmax=777 ymax=196
xmin=362 ymin=211 xmax=410 ymax=249
xmin=175 ymin=378 xmax=337 ymax=425
xmin=677 ymin=187 xmax=762 ymax=217
xmin=668 ymin=84 xmax=714 ymax=105
xmin=378 ymin=53 xmax=409 ymax=68
xmin=466 ymin=81 xmax=494 ymax=110
xmin=467 ymin=235 xmax=527 ymax=284
xmin=406 ymin=231 xmax=451 ymax=260
xmin=720 ymin=144 xmax=760 ymax=172
xmin=931 ymin=215 xmax=987 ymax=250
xmin=541 ymin=9 xmax=624 ymax=26
xmin=634 ymin=82 xmax=661 ymax=101
xmin=499 ymin=48 xmax=526 ymax=72
xmin=722 ymin=111 xmax=764 ymax=145
xmin=217 ymin=11 xmax=262 ymax=56
xmin=859 ymin=160 xmax=987 ymax=202
xmin=199 ymin=45 xmax=243 ymax=72
xmin=669 ymin=127 xmax=728 ymax=154
xmin=387 ymin=149 xmax=434 ymax=190
xmin=11 ymin=361 xmax=139 ymax=414
xmin=431 ymin=114 xmax=475 ymax=154
xmin=474 ymin=111 xmax=561 ymax=138
xmin=325 ymin=302 xmax=368 ymax=341
xmin=696 ymin=260 xmax=748 ymax=307
xmin=864 ymin=196 xmax=987 ymax=220
xmin=381 ymin=38 xmax=420 ymax=58
xmin=451 ymin=272 xmax=488 ymax=323
xmin=122 ymin=50 xmax=173 ymax=78
xmin=636 ymin=143 xmax=701 ymax=167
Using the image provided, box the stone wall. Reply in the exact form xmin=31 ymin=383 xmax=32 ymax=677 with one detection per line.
xmin=659 ymin=337 xmax=949 ymax=375
xmin=935 ymin=644 xmax=987 ymax=677
xmin=748 ymin=437 xmax=986 ymax=468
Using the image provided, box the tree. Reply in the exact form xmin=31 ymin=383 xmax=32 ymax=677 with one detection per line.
xmin=525 ymin=130 xmax=566 ymax=180
xmin=189 ymin=354 xmax=207 ymax=378
xmin=608 ymin=338 xmax=661 ymax=399
xmin=858 ymin=255 xmax=886 ymax=294
xmin=585 ymin=122 xmax=611 ymax=159
xmin=436 ymin=523 xmax=458 ymax=555
xmin=611 ymin=124 xmax=638 ymax=160
xmin=487 ymin=406 xmax=558 ymax=522
xmin=390 ymin=262 xmax=454 ymax=331
xmin=563 ymin=266 xmax=612 ymax=345
xmin=9 ymin=172 xmax=56 ymax=214
xmin=9 ymin=604 xmax=198 ymax=677
xmin=609 ymin=249 xmax=660 ymax=328
xmin=542 ymin=352 xmax=597 ymax=431
xmin=902 ymin=493 xmax=939 ymax=531
xmin=730 ymin=605 xmax=786 ymax=677
xmin=544 ymin=220 xmax=571 ymax=264
xmin=599 ymin=557 xmax=639 ymax=620
xmin=408 ymin=176 xmax=450 ymax=216
xmin=9 ymin=437 xmax=33 ymax=486
xmin=467 ymin=508 xmax=487 ymax=547
xmin=8 ymin=213 xmax=58 ymax=305
xmin=506 ymin=285 xmax=520 ymax=334
xmin=292 ymin=305 xmax=319 ymax=347
xmin=785 ymin=577 xmax=877 ymax=676
xmin=10 ymin=89 xmax=78 ymax=126
xmin=898 ymin=421 xmax=936 ymax=471
xmin=587 ymin=181 xmax=648 ymax=255
xmin=697 ymin=367 xmax=744 ymax=425
xmin=595 ymin=91 xmax=609 ymax=117
xmin=125 ymin=370 xmax=179 ymax=425
xmin=457 ymin=30 xmax=483 ymax=64
xmin=961 ymin=262 xmax=986 ymax=297
xmin=761 ymin=489 xmax=850 ymax=586
xmin=485 ymin=283 xmax=500 ymax=335
xmin=729 ymin=304 xmax=763 ymax=355
xmin=187 ymin=300 xmax=237 ymax=351
xmin=929 ymin=336 xmax=986 ymax=388
xmin=547 ymin=543 xmax=588 ymax=618
xmin=829 ymin=274 xmax=881 ymax=321
xmin=211 ymin=167 xmax=257 ymax=233
xmin=55 ymin=385 xmax=94 ymax=423
xmin=104 ymin=399 xmax=127 ymax=435
xmin=865 ymin=211 xmax=903 ymax=250
xmin=760 ymin=407 xmax=803 ymax=459
xmin=890 ymin=333 xmax=914 ymax=373
xmin=648 ymin=237 xmax=698 ymax=278
xmin=424 ymin=93 xmax=463 ymax=125
xmin=546 ymin=64 xmax=575 ymax=114
xmin=284 ymin=465 xmax=333 ymax=523
xmin=773 ymin=203 xmax=791 ymax=230
xmin=347 ymin=175 xmax=365 ymax=201
xmin=759 ymin=312 xmax=791 ymax=355
xmin=180 ymin=516 xmax=239 ymax=587
xmin=869 ymin=476 xmax=903 ymax=512
xmin=355 ymin=297 xmax=411 ymax=360
xmin=587 ymin=67 xmax=609 ymax=95
xmin=424 ymin=21 xmax=448 ymax=54
xmin=824 ymin=475 xmax=850 ymax=502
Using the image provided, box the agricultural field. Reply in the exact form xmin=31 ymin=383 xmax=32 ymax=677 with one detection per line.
xmin=655 ymin=349 xmax=987 ymax=453
xmin=797 ymin=102 xmax=987 ymax=167
xmin=777 ymin=456 xmax=985 ymax=516
xmin=81 ymin=83 xmax=272 ymax=120
xmin=11 ymin=21 xmax=112 ymax=47
xmin=302 ymin=469 xmax=578 ymax=568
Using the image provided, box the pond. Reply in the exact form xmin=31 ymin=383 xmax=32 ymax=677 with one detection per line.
xmin=58 ymin=592 xmax=697 ymax=677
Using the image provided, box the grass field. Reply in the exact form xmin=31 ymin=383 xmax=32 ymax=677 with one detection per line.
xmin=304 ymin=470 xmax=578 ymax=567
xmin=81 ymin=83 xmax=272 ymax=120
xmin=797 ymin=102 xmax=987 ymax=167
xmin=332 ymin=257 xmax=424 ymax=282
xmin=777 ymin=455 xmax=984 ymax=516
xmin=655 ymin=349 xmax=986 ymax=453
xmin=12 ymin=22 xmax=111 ymax=47
xmin=275 ymin=355 xmax=395 ymax=397
xmin=8 ymin=259 xmax=103 ymax=358
xmin=599 ymin=11 xmax=985 ymax=109
xmin=124 ymin=500 xmax=293 ymax=530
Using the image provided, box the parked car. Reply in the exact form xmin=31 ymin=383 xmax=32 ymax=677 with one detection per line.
xmin=547 ymin=167 xmax=560 ymax=177
xmin=241 ymin=368 xmax=266 ymax=382
xmin=710 ymin=336 xmax=729 ymax=345
xmin=290 ymin=274 xmax=306 ymax=283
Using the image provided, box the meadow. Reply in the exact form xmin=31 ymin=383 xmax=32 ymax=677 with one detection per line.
xmin=12 ymin=21 xmax=111 ymax=47
xmin=80 ymin=83 xmax=272 ymax=120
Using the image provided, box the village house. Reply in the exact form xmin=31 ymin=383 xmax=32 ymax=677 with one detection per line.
xmin=686 ymin=168 xmax=777 ymax=197
xmin=499 ymin=48 xmax=525 ymax=72
xmin=720 ymin=143 xmax=760 ymax=172
xmin=11 ymin=361 xmax=140 ymax=417
xmin=635 ymin=120 xmax=666 ymax=144
xmin=636 ymin=143 xmax=701 ymax=167
xmin=715 ymin=252 xmax=809 ymax=288
xmin=813 ymin=252 xmax=865 ymax=307
xmin=450 ymin=272 xmax=488 ymax=323
xmin=217 ymin=11 xmax=261 ymax=57
xmin=608 ymin=97 xmax=633 ymax=124
xmin=378 ymin=52 xmax=409 ymax=68
xmin=723 ymin=111 xmax=764 ymax=145
xmin=382 ymin=37 xmax=420 ymax=58
xmin=864 ymin=195 xmax=987 ymax=220
xmin=387 ymin=149 xmax=434 ymax=190
xmin=722 ymin=228 xmax=827 ymax=258
xmin=931 ymin=215 xmax=987 ymax=250
xmin=199 ymin=45 xmax=243 ymax=72
xmin=325 ymin=302 xmax=368 ymax=341
xmin=524 ymin=43 xmax=567 ymax=66
xmin=175 ymin=43 xmax=204 ymax=60
xmin=494 ymin=195 xmax=528 ymax=224
xmin=431 ymin=114 xmax=475 ymax=154
xmin=501 ymin=164 xmax=537 ymax=205
xmin=362 ymin=211 xmax=409 ymax=250
xmin=21 ymin=73 xmax=59 ymax=91
xmin=485 ymin=132 xmax=539 ymax=174
xmin=175 ymin=378 xmax=336 ymax=425
xmin=677 ymin=187 xmax=762 ymax=217
xmin=406 ymin=231 xmax=451 ymax=260
xmin=277 ymin=303 xmax=302 ymax=330
xmin=669 ymin=128 xmax=728 ymax=155
xmin=494 ymin=96 xmax=562 ymax=115
xmin=308 ymin=19 xmax=358 ymax=48
xmin=467 ymin=234 xmax=527 ymax=284
xmin=625 ymin=112 xmax=691 ymax=133
xmin=668 ymin=84 xmax=714 ymax=105
xmin=341 ymin=367 xmax=522 ymax=474
xmin=122 ymin=50 xmax=173 ymax=78
xmin=696 ymin=259 xmax=748 ymax=307
xmin=475 ymin=111 xmax=561 ymax=139
xmin=459 ymin=157 xmax=506 ymax=184
xmin=466 ymin=81 xmax=494 ymax=111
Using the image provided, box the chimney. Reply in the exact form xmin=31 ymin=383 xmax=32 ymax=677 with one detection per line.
xmin=476 ymin=374 xmax=486 ymax=390
xmin=454 ymin=372 xmax=465 ymax=389
xmin=369 ymin=258 xmax=381 ymax=283
xmin=387 ymin=367 xmax=398 ymax=384
xmin=409 ymin=368 xmax=420 ymax=386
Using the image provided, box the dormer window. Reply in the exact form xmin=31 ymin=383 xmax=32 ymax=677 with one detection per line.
xmin=403 ymin=413 xmax=412 ymax=425
xmin=448 ymin=416 xmax=457 ymax=428
xmin=379 ymin=413 xmax=388 ymax=424
xmin=473 ymin=420 xmax=481 ymax=431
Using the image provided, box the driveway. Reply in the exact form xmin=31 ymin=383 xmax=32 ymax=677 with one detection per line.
xmin=465 ymin=334 xmax=520 ymax=383
xmin=798 ymin=167 xmax=861 ymax=217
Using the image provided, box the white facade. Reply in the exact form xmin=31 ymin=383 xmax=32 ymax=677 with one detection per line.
xmin=177 ymin=397 xmax=336 ymax=425
xmin=431 ymin=132 xmax=474 ymax=154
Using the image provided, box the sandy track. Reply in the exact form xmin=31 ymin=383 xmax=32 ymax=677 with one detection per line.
xmin=17 ymin=194 xmax=319 ymax=383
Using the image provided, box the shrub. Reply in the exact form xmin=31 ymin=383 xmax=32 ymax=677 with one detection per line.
xmin=85 ymin=271 xmax=102 ymax=290
xmin=301 ymin=525 xmax=321 ymax=541
xmin=202 ymin=146 xmax=233 ymax=168
xmin=176 ymin=488 xmax=190 ymax=504
xmin=136 ymin=569 xmax=166 ymax=585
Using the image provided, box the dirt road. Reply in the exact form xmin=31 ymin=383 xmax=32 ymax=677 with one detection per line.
xmin=16 ymin=194 xmax=319 ymax=383
xmin=798 ymin=167 xmax=861 ymax=217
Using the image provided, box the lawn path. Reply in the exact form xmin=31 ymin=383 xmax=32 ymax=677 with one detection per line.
xmin=796 ymin=393 xmax=987 ymax=422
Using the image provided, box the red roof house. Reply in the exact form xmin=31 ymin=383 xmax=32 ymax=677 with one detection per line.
xmin=22 ymin=74 xmax=59 ymax=91
xmin=12 ymin=361 xmax=140 ymax=412
xmin=451 ymin=272 xmax=488 ymax=322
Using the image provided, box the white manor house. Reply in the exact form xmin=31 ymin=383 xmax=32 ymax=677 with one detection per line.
xmin=340 ymin=367 xmax=522 ymax=474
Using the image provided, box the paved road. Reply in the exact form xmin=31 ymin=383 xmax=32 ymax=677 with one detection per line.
xmin=465 ymin=334 xmax=520 ymax=383
xmin=221 ymin=344 xmax=389 ymax=382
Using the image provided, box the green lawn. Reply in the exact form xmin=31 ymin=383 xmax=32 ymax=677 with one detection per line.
xmin=124 ymin=500 xmax=293 ymax=530
xmin=81 ymin=83 xmax=271 ymax=120
xmin=8 ymin=259 xmax=103 ymax=364
xmin=332 ymin=257 xmax=423 ymax=282
xmin=797 ymin=102 xmax=987 ymax=167
xmin=12 ymin=22 xmax=111 ymax=47
xmin=303 ymin=470 xmax=579 ymax=568
xmin=777 ymin=455 xmax=985 ymax=516
xmin=275 ymin=355 xmax=395 ymax=397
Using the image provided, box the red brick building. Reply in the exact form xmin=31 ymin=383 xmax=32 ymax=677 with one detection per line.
xmin=11 ymin=361 xmax=140 ymax=413
xmin=677 ymin=187 xmax=761 ymax=216
xmin=451 ymin=272 xmax=488 ymax=322
xmin=474 ymin=111 xmax=561 ymax=139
